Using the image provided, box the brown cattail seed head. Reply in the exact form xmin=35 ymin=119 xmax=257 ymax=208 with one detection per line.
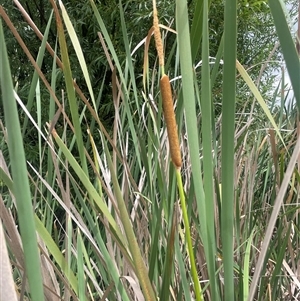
xmin=153 ymin=3 xmax=164 ymax=67
xmin=160 ymin=75 xmax=182 ymax=169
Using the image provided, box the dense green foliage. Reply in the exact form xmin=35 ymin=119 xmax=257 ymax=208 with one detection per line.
xmin=1 ymin=0 xmax=294 ymax=170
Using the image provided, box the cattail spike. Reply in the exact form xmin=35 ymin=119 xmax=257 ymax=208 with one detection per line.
xmin=160 ymin=75 xmax=182 ymax=169
xmin=153 ymin=0 xmax=164 ymax=67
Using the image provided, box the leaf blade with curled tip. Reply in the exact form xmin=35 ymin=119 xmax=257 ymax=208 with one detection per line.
xmin=236 ymin=60 xmax=285 ymax=147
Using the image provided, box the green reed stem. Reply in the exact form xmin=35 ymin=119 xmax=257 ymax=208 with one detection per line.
xmin=176 ymin=169 xmax=203 ymax=301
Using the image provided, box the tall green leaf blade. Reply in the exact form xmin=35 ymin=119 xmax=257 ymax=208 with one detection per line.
xmin=0 ymin=19 xmax=45 ymax=301
xmin=221 ymin=0 xmax=237 ymax=300
xmin=201 ymin=0 xmax=219 ymax=300
xmin=190 ymin=0 xmax=204 ymax=60
xmin=190 ymin=0 xmax=212 ymax=61
xmin=175 ymin=0 xmax=207 ymax=247
xmin=22 ymin=10 xmax=54 ymax=135
xmin=243 ymin=229 xmax=255 ymax=301
xmin=59 ymin=2 xmax=97 ymax=114
xmin=118 ymin=0 xmax=140 ymax=113
xmin=53 ymin=2 xmax=88 ymax=175
xmin=268 ymin=0 xmax=300 ymax=110
xmin=176 ymin=1 xmax=206 ymax=300
xmin=76 ymin=230 xmax=87 ymax=301
xmin=175 ymin=237 xmax=192 ymax=301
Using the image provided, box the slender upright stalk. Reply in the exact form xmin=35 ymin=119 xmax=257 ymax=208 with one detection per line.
xmin=153 ymin=1 xmax=203 ymax=299
xmin=221 ymin=0 xmax=237 ymax=300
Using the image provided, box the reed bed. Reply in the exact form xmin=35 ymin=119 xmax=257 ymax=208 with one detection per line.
xmin=0 ymin=0 xmax=299 ymax=300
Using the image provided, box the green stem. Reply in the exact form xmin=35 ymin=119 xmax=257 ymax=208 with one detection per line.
xmin=161 ymin=65 xmax=165 ymax=77
xmin=176 ymin=169 xmax=203 ymax=301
